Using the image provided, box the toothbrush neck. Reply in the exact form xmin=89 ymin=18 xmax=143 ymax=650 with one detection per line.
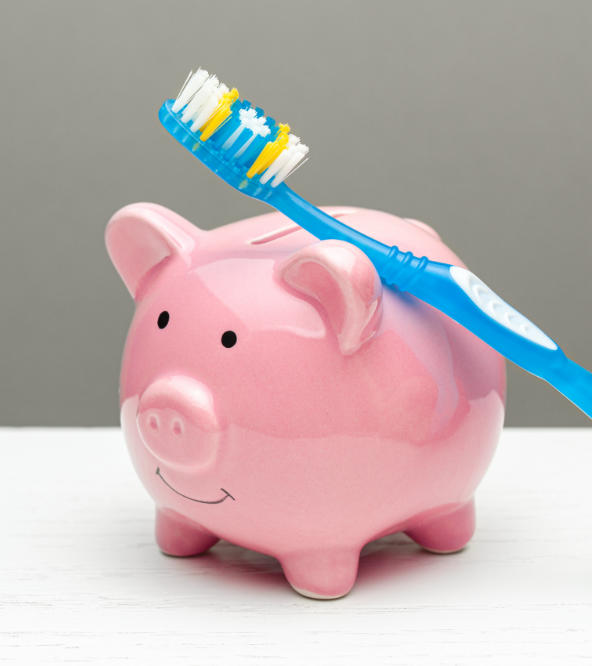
xmin=270 ymin=185 xmax=390 ymax=269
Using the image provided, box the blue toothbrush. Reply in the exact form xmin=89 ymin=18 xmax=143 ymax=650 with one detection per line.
xmin=158 ymin=68 xmax=592 ymax=420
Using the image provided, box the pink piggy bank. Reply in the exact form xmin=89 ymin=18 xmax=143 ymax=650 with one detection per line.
xmin=106 ymin=202 xmax=505 ymax=599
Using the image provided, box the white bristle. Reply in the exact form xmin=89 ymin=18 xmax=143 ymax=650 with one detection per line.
xmin=259 ymin=135 xmax=298 ymax=185
xmin=259 ymin=134 xmax=310 ymax=187
xmin=172 ymin=68 xmax=209 ymax=113
xmin=229 ymin=108 xmax=271 ymax=158
xmin=169 ymin=65 xmax=310 ymax=185
xmin=232 ymin=135 xmax=254 ymax=159
xmin=173 ymin=69 xmax=194 ymax=110
xmin=190 ymin=83 xmax=228 ymax=132
xmin=239 ymin=107 xmax=271 ymax=137
xmin=180 ymin=74 xmax=218 ymax=123
xmin=174 ymin=72 xmax=230 ymax=134
xmin=233 ymin=134 xmax=256 ymax=159
xmin=221 ymin=125 xmax=244 ymax=152
xmin=272 ymin=142 xmax=309 ymax=186
xmin=222 ymin=107 xmax=269 ymax=152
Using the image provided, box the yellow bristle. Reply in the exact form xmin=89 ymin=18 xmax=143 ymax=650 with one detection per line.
xmin=199 ymin=88 xmax=240 ymax=141
xmin=246 ymin=124 xmax=290 ymax=178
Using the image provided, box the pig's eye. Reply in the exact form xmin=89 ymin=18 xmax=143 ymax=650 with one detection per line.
xmin=221 ymin=330 xmax=237 ymax=348
xmin=157 ymin=311 xmax=169 ymax=329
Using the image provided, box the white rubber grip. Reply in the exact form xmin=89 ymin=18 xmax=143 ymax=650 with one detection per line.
xmin=449 ymin=266 xmax=557 ymax=350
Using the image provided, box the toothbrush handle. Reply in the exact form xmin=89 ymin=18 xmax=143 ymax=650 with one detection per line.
xmin=379 ymin=247 xmax=592 ymax=419
xmin=547 ymin=357 xmax=592 ymax=418
xmin=271 ymin=187 xmax=591 ymax=418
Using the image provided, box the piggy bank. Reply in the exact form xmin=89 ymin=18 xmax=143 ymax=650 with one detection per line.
xmin=106 ymin=202 xmax=505 ymax=599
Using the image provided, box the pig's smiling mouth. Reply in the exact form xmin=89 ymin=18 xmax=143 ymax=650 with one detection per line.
xmin=155 ymin=467 xmax=235 ymax=504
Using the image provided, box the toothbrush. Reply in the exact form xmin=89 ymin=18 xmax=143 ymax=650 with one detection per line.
xmin=158 ymin=67 xmax=592 ymax=420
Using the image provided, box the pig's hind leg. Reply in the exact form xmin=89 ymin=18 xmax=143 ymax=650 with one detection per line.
xmin=280 ymin=548 xmax=360 ymax=600
xmin=155 ymin=507 xmax=219 ymax=556
xmin=404 ymin=499 xmax=475 ymax=554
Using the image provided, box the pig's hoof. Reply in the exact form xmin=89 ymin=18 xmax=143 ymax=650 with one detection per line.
xmin=155 ymin=507 xmax=219 ymax=557
xmin=405 ymin=499 xmax=475 ymax=554
xmin=289 ymin=585 xmax=347 ymax=600
xmin=280 ymin=549 xmax=359 ymax=600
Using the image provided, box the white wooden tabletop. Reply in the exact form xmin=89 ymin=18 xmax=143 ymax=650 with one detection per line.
xmin=1 ymin=427 xmax=591 ymax=664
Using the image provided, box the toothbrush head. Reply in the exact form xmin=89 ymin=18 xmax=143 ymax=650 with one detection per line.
xmin=158 ymin=68 xmax=309 ymax=200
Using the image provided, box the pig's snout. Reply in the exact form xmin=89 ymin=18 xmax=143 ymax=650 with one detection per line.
xmin=137 ymin=376 xmax=220 ymax=470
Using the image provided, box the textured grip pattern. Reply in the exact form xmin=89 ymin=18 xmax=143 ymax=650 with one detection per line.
xmin=449 ymin=266 xmax=557 ymax=350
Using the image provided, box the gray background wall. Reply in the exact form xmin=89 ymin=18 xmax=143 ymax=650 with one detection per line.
xmin=1 ymin=0 xmax=590 ymax=426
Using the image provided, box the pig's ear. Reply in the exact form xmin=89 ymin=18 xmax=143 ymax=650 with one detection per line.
xmin=278 ymin=240 xmax=383 ymax=355
xmin=106 ymin=203 xmax=198 ymax=298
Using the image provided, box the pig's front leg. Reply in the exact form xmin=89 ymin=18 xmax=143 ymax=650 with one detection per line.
xmin=280 ymin=548 xmax=360 ymax=599
xmin=404 ymin=499 xmax=475 ymax=554
xmin=155 ymin=507 xmax=219 ymax=557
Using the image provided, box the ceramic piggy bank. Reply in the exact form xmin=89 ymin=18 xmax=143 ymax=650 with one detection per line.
xmin=106 ymin=202 xmax=505 ymax=599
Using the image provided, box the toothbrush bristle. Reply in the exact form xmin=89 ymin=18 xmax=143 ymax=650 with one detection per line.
xmin=170 ymin=68 xmax=309 ymax=187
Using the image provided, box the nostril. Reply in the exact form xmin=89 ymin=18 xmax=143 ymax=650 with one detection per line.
xmin=137 ymin=377 xmax=220 ymax=469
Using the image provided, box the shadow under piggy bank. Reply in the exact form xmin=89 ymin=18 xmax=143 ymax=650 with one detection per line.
xmin=161 ymin=533 xmax=469 ymax=601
